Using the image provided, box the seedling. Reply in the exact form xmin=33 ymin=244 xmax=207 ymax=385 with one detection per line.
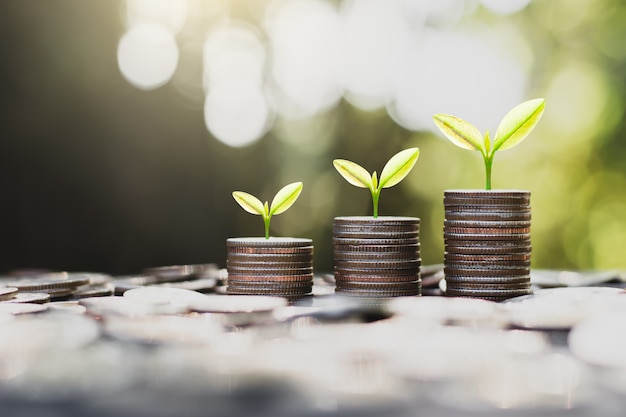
xmin=433 ymin=98 xmax=545 ymax=190
xmin=232 ymin=182 xmax=303 ymax=239
xmin=333 ymin=148 xmax=419 ymax=218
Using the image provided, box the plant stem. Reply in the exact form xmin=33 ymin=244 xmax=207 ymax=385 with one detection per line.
xmin=372 ymin=190 xmax=380 ymax=218
xmin=264 ymin=216 xmax=271 ymax=239
xmin=484 ymin=155 xmax=493 ymax=191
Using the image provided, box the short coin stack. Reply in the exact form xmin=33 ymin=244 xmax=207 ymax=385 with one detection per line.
xmin=443 ymin=190 xmax=532 ymax=301
xmin=226 ymin=237 xmax=314 ymax=302
xmin=333 ymin=216 xmax=421 ymax=298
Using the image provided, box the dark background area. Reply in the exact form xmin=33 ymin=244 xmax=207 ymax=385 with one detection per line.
xmin=1 ymin=0 xmax=625 ymax=275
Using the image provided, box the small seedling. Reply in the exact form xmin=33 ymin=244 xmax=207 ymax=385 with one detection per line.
xmin=232 ymin=182 xmax=303 ymax=239
xmin=333 ymin=148 xmax=419 ymax=218
xmin=433 ymin=98 xmax=545 ymax=190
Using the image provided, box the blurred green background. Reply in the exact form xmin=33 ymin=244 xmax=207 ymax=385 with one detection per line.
xmin=0 ymin=0 xmax=624 ymax=275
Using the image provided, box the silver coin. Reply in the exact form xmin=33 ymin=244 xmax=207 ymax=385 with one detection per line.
xmin=189 ymin=294 xmax=287 ymax=314
xmin=79 ymin=296 xmax=189 ymax=317
xmin=0 ymin=287 xmax=19 ymax=301
xmin=0 ymin=302 xmax=48 ymax=315
xmin=1 ymin=292 xmax=50 ymax=304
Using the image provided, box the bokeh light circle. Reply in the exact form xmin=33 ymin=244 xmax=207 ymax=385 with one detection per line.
xmin=117 ymin=23 xmax=179 ymax=90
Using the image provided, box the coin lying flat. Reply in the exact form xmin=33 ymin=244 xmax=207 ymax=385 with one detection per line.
xmin=444 ymin=189 xmax=530 ymax=197
xmin=0 ymin=287 xmax=18 ymax=301
xmin=226 ymin=279 xmax=313 ymax=290
xmin=445 ymin=211 xmax=531 ymax=221
xmin=444 ymin=281 xmax=530 ymax=290
xmin=445 ymin=252 xmax=531 ymax=262
xmin=227 ymin=237 xmax=313 ymax=247
xmin=445 ymin=287 xmax=531 ymax=298
xmin=154 ymin=277 xmax=218 ymax=293
xmin=333 ymin=244 xmax=420 ymax=254
xmin=333 ymin=224 xmax=419 ymax=233
xmin=335 ymin=287 xmax=421 ymax=298
xmin=0 ymin=302 xmax=48 ymax=315
xmin=226 ymin=266 xmax=314 ymax=275
xmin=334 ymin=216 xmax=420 ymax=226
xmin=444 ymin=233 xmax=531 ymax=242
xmin=445 ymin=265 xmax=530 ymax=274
xmin=1 ymin=292 xmax=50 ymax=304
xmin=335 ymin=259 xmax=421 ymax=269
xmin=334 ymin=251 xmax=419 ymax=261
xmin=335 ymin=280 xmax=421 ymax=291
xmin=226 ymin=273 xmax=314 ymax=283
xmin=444 ymin=275 xmax=531 ymax=285
xmin=445 ymin=244 xmax=532 ymax=255
xmin=190 ymin=294 xmax=287 ymax=313
xmin=227 ymin=246 xmax=315 ymax=255
xmin=123 ymin=286 xmax=208 ymax=304
xmin=226 ymin=252 xmax=313 ymax=263
xmin=72 ymin=285 xmax=114 ymax=299
xmin=333 ymin=273 xmax=421 ymax=283
xmin=2 ymin=273 xmax=89 ymax=292
xmin=333 ymin=231 xmax=419 ymax=239
xmin=79 ymin=296 xmax=189 ymax=317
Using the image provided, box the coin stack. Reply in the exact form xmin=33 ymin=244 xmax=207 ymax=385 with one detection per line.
xmin=333 ymin=216 xmax=421 ymax=298
xmin=443 ymin=190 xmax=532 ymax=301
xmin=226 ymin=237 xmax=314 ymax=302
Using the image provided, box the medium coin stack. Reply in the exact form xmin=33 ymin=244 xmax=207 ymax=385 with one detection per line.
xmin=333 ymin=216 xmax=421 ymax=298
xmin=443 ymin=190 xmax=532 ymax=302
xmin=226 ymin=237 xmax=314 ymax=302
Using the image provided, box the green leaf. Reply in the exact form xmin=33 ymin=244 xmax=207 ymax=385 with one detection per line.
xmin=483 ymin=130 xmax=491 ymax=156
xmin=333 ymin=159 xmax=373 ymax=191
xmin=264 ymin=201 xmax=270 ymax=218
xmin=372 ymin=171 xmax=378 ymax=190
xmin=232 ymin=191 xmax=265 ymax=216
xmin=493 ymin=98 xmax=545 ymax=152
xmin=269 ymin=182 xmax=303 ymax=216
xmin=433 ymin=114 xmax=484 ymax=152
xmin=379 ymin=147 xmax=420 ymax=189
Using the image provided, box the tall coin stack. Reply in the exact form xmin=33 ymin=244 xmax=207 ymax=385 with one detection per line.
xmin=443 ymin=190 xmax=532 ymax=301
xmin=226 ymin=237 xmax=314 ymax=302
xmin=333 ymin=216 xmax=421 ymax=298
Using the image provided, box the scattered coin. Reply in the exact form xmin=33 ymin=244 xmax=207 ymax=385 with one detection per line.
xmin=1 ymin=292 xmax=50 ymax=304
xmin=0 ymin=287 xmax=18 ymax=301
xmin=123 ymin=286 xmax=208 ymax=305
xmin=79 ymin=296 xmax=189 ymax=317
xmin=1 ymin=273 xmax=89 ymax=292
xmin=72 ymin=285 xmax=114 ymax=299
xmin=0 ymin=302 xmax=48 ymax=315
